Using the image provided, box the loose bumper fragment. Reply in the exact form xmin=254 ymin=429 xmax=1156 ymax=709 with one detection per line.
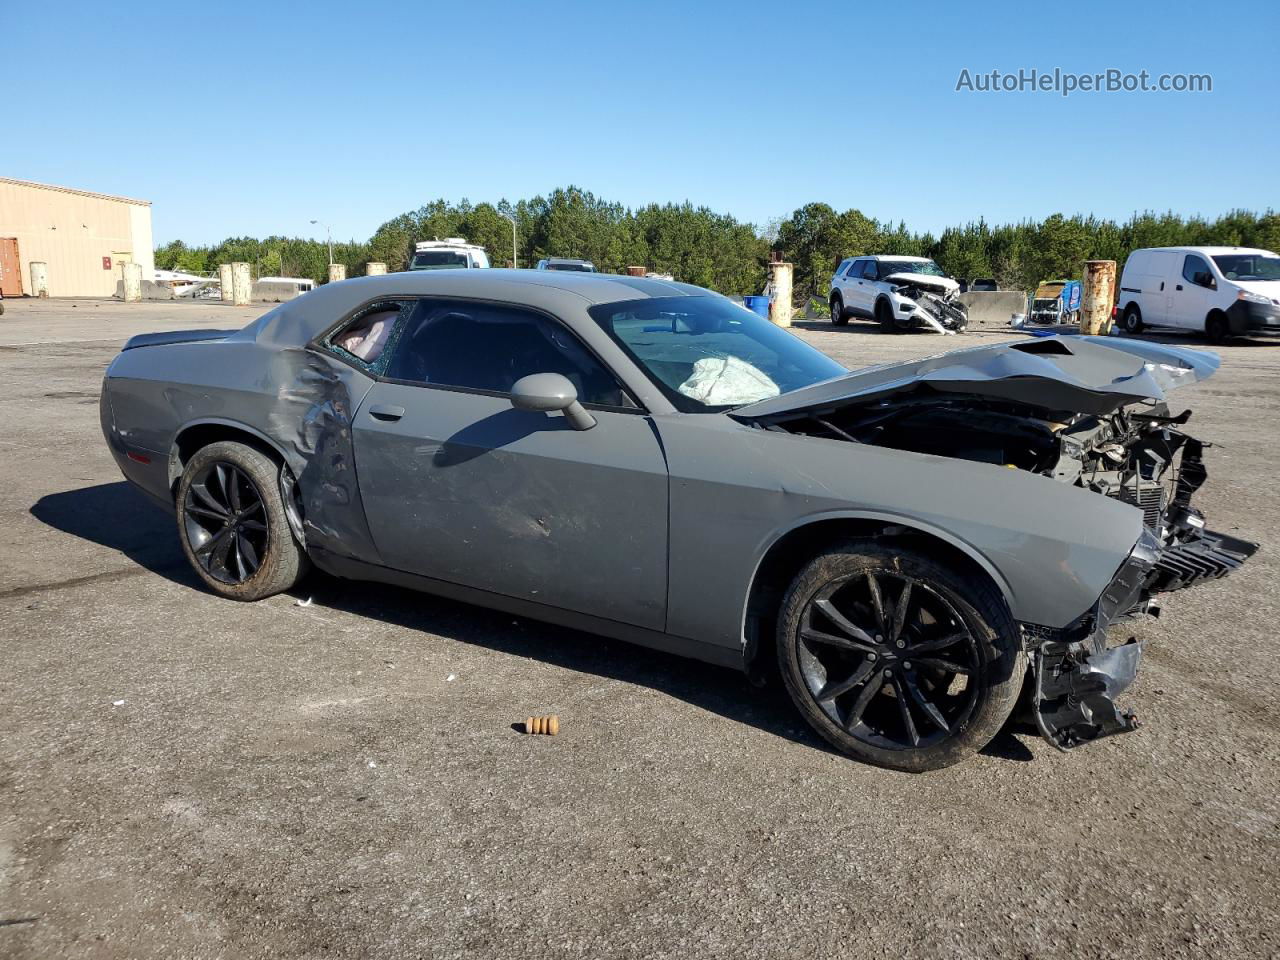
xmin=1032 ymin=639 xmax=1143 ymax=750
xmin=1028 ymin=520 xmax=1257 ymax=751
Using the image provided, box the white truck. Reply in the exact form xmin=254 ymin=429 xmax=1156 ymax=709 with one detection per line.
xmin=409 ymin=239 xmax=490 ymax=271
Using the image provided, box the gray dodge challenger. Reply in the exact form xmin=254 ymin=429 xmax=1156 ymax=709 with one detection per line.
xmin=100 ymin=270 xmax=1255 ymax=770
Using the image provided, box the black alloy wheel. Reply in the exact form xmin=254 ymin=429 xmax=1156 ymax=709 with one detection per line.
xmin=777 ymin=542 xmax=1024 ymax=771
xmin=797 ymin=571 xmax=981 ymax=751
xmin=183 ymin=461 xmax=270 ymax=584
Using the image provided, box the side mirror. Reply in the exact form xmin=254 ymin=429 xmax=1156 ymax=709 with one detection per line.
xmin=510 ymin=373 xmax=596 ymax=431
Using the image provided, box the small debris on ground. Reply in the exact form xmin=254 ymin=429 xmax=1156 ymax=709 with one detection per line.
xmin=525 ymin=715 xmax=560 ymax=736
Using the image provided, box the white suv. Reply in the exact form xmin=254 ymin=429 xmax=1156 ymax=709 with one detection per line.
xmin=1117 ymin=246 xmax=1280 ymax=343
xmin=829 ymin=255 xmax=967 ymax=334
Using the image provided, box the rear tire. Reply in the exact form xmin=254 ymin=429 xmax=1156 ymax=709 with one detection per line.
xmin=176 ymin=440 xmax=307 ymax=601
xmin=1122 ymin=305 xmax=1144 ymax=334
xmin=1205 ymin=312 xmax=1230 ymax=344
xmin=830 ymin=294 xmax=849 ymax=326
xmin=776 ymin=541 xmax=1025 ymax=771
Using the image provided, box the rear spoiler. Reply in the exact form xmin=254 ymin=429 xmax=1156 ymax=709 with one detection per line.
xmin=121 ymin=329 xmax=237 ymax=351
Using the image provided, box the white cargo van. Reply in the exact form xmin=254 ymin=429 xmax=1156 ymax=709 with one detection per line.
xmin=1117 ymin=246 xmax=1280 ymax=343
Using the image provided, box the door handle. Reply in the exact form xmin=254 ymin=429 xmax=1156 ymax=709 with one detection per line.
xmin=368 ymin=404 xmax=405 ymax=422
xmin=1175 ymin=284 xmax=1183 ymax=291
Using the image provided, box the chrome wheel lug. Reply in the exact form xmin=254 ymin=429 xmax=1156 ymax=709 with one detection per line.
xmin=895 ymin=639 xmax=905 ymax=649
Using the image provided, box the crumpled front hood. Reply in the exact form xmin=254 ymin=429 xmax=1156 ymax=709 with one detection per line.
xmin=732 ymin=335 xmax=1219 ymax=420
xmin=884 ymin=272 xmax=960 ymax=295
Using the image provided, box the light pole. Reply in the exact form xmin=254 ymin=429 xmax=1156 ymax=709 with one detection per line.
xmin=310 ymin=219 xmax=333 ymax=266
xmin=499 ymin=212 xmax=518 ymax=269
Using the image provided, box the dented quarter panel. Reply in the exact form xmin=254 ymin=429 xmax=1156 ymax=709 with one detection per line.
xmin=103 ymin=326 xmax=382 ymax=562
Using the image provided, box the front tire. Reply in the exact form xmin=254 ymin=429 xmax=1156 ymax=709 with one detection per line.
xmin=875 ymin=298 xmax=900 ymax=333
xmin=176 ymin=440 xmax=307 ymax=601
xmin=1205 ymin=311 xmax=1230 ymax=345
xmin=776 ymin=541 xmax=1025 ymax=771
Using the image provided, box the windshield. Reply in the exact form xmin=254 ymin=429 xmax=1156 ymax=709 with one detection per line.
xmin=546 ymin=261 xmax=595 ymax=272
xmin=589 ymin=296 xmax=847 ymax=412
xmin=411 ymin=250 xmax=469 ymax=269
xmin=881 ymin=259 xmax=944 ymax=278
xmin=1212 ymin=253 xmax=1280 ymax=282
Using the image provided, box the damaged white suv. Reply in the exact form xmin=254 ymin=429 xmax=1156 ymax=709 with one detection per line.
xmin=830 ymin=256 xmax=968 ymax=334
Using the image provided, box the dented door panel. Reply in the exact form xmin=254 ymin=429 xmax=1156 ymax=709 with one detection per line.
xmin=352 ymin=382 xmax=670 ymax=630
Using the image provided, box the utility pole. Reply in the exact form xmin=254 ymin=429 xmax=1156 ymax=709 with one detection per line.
xmin=500 ymin=212 xmax=518 ymax=269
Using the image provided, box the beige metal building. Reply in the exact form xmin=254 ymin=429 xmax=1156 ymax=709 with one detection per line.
xmin=0 ymin=177 xmax=154 ymax=298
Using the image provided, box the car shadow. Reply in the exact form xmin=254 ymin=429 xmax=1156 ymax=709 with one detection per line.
xmin=790 ymin=320 xmax=892 ymax=336
xmin=32 ymin=481 xmax=1040 ymax=767
xmin=295 ymin=572 xmax=1038 ymax=766
xmin=30 ymin=481 xmax=198 ymax=588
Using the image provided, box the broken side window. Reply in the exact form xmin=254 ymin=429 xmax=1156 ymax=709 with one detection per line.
xmin=322 ymin=299 xmax=416 ymax=375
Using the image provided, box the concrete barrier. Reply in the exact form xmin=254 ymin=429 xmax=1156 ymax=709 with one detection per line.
xmin=113 ymin=278 xmax=174 ymax=300
xmin=218 ymin=264 xmax=233 ymax=303
xmin=366 ymin=262 xmax=387 ymax=276
xmin=328 ymin=264 xmax=347 ymax=284
xmin=29 ymin=262 xmax=48 ymax=298
xmin=957 ymin=290 xmax=1027 ymax=330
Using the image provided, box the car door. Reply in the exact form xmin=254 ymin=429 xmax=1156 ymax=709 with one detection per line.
xmin=846 ymin=259 xmax=873 ymax=315
xmin=348 ymin=297 xmax=670 ymax=631
xmin=1169 ymin=254 xmax=1215 ymax=330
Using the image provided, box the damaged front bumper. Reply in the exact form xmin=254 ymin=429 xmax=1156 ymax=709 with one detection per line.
xmin=1026 ymin=524 xmax=1257 ymax=751
xmin=896 ymin=291 xmax=967 ymax=335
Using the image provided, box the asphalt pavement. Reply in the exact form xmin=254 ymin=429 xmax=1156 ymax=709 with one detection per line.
xmin=1 ymin=298 xmax=1276 ymax=959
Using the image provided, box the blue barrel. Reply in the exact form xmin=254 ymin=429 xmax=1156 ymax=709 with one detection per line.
xmin=743 ymin=295 xmax=771 ymax=318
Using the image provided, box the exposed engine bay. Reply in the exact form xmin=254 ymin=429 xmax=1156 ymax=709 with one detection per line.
xmin=756 ymin=385 xmax=1257 ymax=749
xmin=766 ymin=391 xmax=1196 ymax=529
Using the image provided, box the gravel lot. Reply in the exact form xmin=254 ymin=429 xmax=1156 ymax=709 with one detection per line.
xmin=1 ymin=297 xmax=1277 ymax=959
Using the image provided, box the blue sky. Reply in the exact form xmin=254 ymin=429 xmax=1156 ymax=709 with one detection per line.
xmin=5 ymin=0 xmax=1276 ymax=245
